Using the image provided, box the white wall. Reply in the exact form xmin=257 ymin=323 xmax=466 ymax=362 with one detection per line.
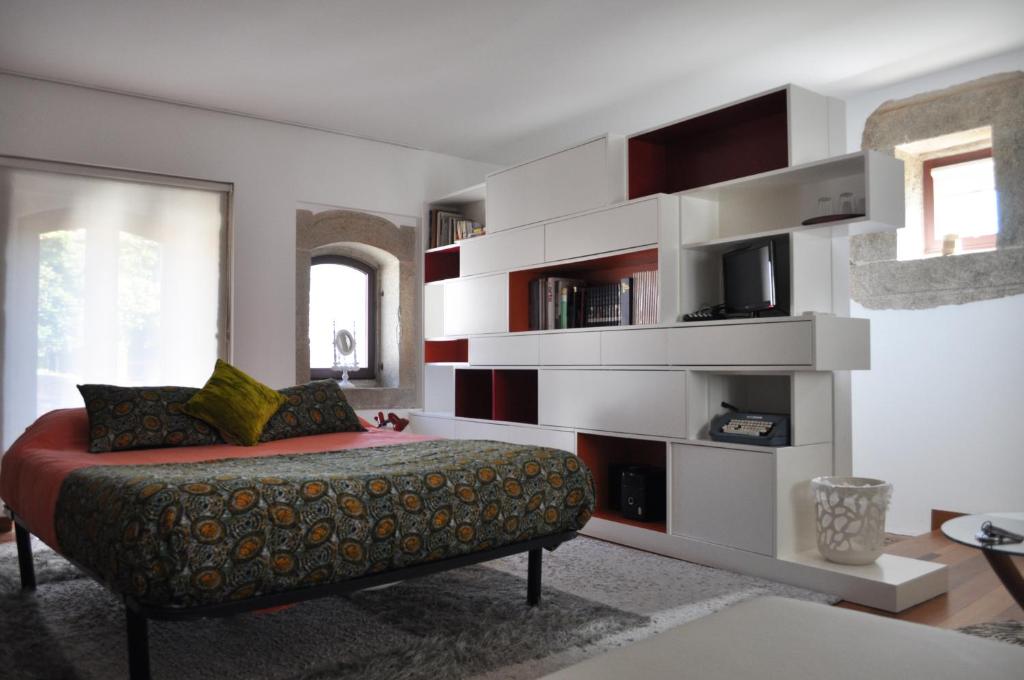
xmin=0 ymin=74 xmax=496 ymax=388
xmin=843 ymin=49 xmax=1024 ymax=535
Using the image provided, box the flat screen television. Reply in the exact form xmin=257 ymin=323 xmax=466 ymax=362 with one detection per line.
xmin=723 ymin=241 xmax=776 ymax=314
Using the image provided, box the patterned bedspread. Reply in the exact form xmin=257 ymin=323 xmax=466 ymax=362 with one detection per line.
xmin=54 ymin=439 xmax=594 ymax=608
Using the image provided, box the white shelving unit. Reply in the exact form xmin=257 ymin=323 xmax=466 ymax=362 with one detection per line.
xmin=414 ymin=85 xmax=944 ymax=613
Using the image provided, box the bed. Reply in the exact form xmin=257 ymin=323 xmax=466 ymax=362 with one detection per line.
xmin=1 ymin=408 xmax=594 ymax=680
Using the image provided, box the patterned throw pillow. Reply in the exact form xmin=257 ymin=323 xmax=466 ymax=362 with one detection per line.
xmin=260 ymin=380 xmax=366 ymax=442
xmin=183 ymin=360 xmax=287 ymax=446
xmin=78 ymin=384 xmax=223 ymax=453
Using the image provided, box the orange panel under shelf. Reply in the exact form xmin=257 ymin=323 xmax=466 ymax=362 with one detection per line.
xmin=508 ymin=248 xmax=658 ymax=332
xmin=591 ymin=509 xmax=666 ymax=534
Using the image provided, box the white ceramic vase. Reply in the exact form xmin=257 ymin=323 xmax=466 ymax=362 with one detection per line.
xmin=811 ymin=476 xmax=892 ymax=565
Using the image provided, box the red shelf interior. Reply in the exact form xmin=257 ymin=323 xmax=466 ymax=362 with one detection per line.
xmin=454 ymin=369 xmax=493 ymax=420
xmin=492 ymin=370 xmax=538 ymax=424
xmin=425 ymin=246 xmax=460 ymax=283
xmin=508 ymin=248 xmax=658 ymax=332
xmin=577 ymin=432 xmax=667 ymax=533
xmin=424 ymin=339 xmax=468 ymax=363
xmin=629 ymin=90 xmax=789 ymax=199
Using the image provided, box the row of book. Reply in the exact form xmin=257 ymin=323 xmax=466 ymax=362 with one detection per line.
xmin=429 ymin=210 xmax=484 ymax=249
xmin=526 ymin=270 xmax=659 ymax=330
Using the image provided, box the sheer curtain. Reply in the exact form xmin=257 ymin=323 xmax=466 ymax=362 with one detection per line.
xmin=1 ymin=161 xmax=229 ymax=449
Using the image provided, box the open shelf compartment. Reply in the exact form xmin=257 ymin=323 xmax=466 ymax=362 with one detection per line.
xmin=454 ymin=368 xmax=538 ymax=424
xmin=424 ymin=338 xmax=468 ymax=363
xmin=425 ymin=246 xmax=460 ymax=283
xmin=577 ymin=432 xmax=668 ymax=533
xmin=629 ymin=89 xmax=789 ymax=199
xmin=685 ymin=371 xmax=833 ymax=447
xmin=677 ymin=151 xmax=903 ymax=246
xmin=508 ymin=248 xmax=659 ymax=332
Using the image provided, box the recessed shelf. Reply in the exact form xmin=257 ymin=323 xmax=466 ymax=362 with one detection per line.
xmin=577 ymin=432 xmax=667 ymax=533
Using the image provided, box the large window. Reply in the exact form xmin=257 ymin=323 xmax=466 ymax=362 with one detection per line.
xmin=1 ymin=160 xmax=229 ymax=448
xmin=309 ymin=255 xmax=377 ymax=380
xmin=923 ymin=148 xmax=998 ymax=254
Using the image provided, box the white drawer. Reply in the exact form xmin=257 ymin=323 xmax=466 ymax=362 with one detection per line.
xmin=423 ymin=364 xmax=455 ymax=414
xmin=460 ymin=225 xmax=544 ymax=277
xmin=671 ymin=442 xmax=775 ymax=555
xmin=539 ymin=332 xmax=601 ymax=365
xmin=409 ymin=414 xmax=456 ymax=438
xmin=443 ymin=274 xmax=507 ymax=336
xmin=667 ymin=321 xmax=813 ymax=366
xmin=486 ymin=136 xmax=625 ymax=232
xmin=539 ymin=369 xmax=686 ymax=438
xmin=424 ymin=282 xmax=445 ymax=339
xmin=601 ymin=328 xmax=667 ymax=365
xmin=545 ymin=197 xmax=659 ymax=262
xmin=454 ymin=420 xmax=575 ymax=452
xmin=469 ymin=335 xmax=539 ymax=365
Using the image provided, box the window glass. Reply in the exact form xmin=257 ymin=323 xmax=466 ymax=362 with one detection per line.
xmin=309 ymin=262 xmax=370 ymax=370
xmin=931 ymin=157 xmax=998 ymax=241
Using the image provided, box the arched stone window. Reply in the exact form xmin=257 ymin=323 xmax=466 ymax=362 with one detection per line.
xmin=296 ymin=209 xmax=418 ymax=409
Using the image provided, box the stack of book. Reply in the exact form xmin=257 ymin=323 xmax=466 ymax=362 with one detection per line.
xmin=629 ymin=270 xmax=659 ymax=325
xmin=429 ymin=210 xmax=484 ymax=249
xmin=527 ymin=270 xmax=659 ymax=330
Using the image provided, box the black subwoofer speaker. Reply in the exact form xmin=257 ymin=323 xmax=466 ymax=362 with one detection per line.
xmin=618 ymin=465 xmax=665 ymax=522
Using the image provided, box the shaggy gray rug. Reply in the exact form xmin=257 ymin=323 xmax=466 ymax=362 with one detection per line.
xmin=958 ymin=620 xmax=1024 ymax=647
xmin=0 ymin=537 xmax=837 ymax=680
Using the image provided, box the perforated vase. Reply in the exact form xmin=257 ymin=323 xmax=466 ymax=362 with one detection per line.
xmin=811 ymin=476 xmax=892 ymax=565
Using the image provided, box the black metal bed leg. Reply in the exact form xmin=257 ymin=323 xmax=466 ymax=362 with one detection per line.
xmin=126 ymin=607 xmax=151 ymax=680
xmin=14 ymin=522 xmax=36 ymax=590
xmin=527 ymin=547 xmax=542 ymax=606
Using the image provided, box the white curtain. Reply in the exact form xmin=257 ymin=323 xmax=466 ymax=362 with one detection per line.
xmin=1 ymin=163 xmax=228 ymax=449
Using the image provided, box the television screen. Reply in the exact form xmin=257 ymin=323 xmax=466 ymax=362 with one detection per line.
xmin=723 ymin=242 xmax=775 ymax=313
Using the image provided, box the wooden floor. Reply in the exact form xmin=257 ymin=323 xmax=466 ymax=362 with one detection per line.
xmin=1 ymin=522 xmax=1019 ymax=628
xmin=837 ymin=528 xmax=1024 ymax=628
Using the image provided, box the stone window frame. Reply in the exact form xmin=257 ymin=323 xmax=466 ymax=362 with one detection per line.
xmin=308 ymin=253 xmax=378 ymax=381
xmin=296 ymin=208 xmax=419 ymax=410
xmin=851 ymin=72 xmax=1024 ymax=310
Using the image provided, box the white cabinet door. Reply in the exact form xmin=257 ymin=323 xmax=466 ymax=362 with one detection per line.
xmin=539 ymin=332 xmax=601 ymax=365
xmin=601 ymin=328 xmax=668 ymax=365
xmin=469 ymin=335 xmax=540 ymax=365
xmin=454 ymin=420 xmax=575 ymax=452
xmin=671 ymin=442 xmax=775 ymax=555
xmin=424 ymin=282 xmax=445 ymax=339
xmin=486 ymin=137 xmax=624 ymax=232
xmin=666 ymin=321 xmax=813 ymax=366
xmin=424 ymin=364 xmax=455 ymax=414
xmin=545 ymin=197 xmax=659 ymax=262
xmin=539 ymin=369 xmax=686 ymax=438
xmin=443 ymin=274 xmax=507 ymax=336
xmin=460 ymin=225 xmax=544 ymax=277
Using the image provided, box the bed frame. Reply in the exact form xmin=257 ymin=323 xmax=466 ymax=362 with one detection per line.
xmin=13 ymin=514 xmax=575 ymax=680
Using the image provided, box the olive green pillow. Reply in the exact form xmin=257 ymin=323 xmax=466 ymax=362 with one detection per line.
xmin=182 ymin=360 xmax=286 ymax=446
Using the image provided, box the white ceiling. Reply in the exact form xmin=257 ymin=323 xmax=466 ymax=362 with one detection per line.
xmin=1 ymin=0 xmax=1023 ymax=165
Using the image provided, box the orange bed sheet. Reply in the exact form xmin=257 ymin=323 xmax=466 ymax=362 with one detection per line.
xmin=0 ymin=408 xmax=434 ymax=548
